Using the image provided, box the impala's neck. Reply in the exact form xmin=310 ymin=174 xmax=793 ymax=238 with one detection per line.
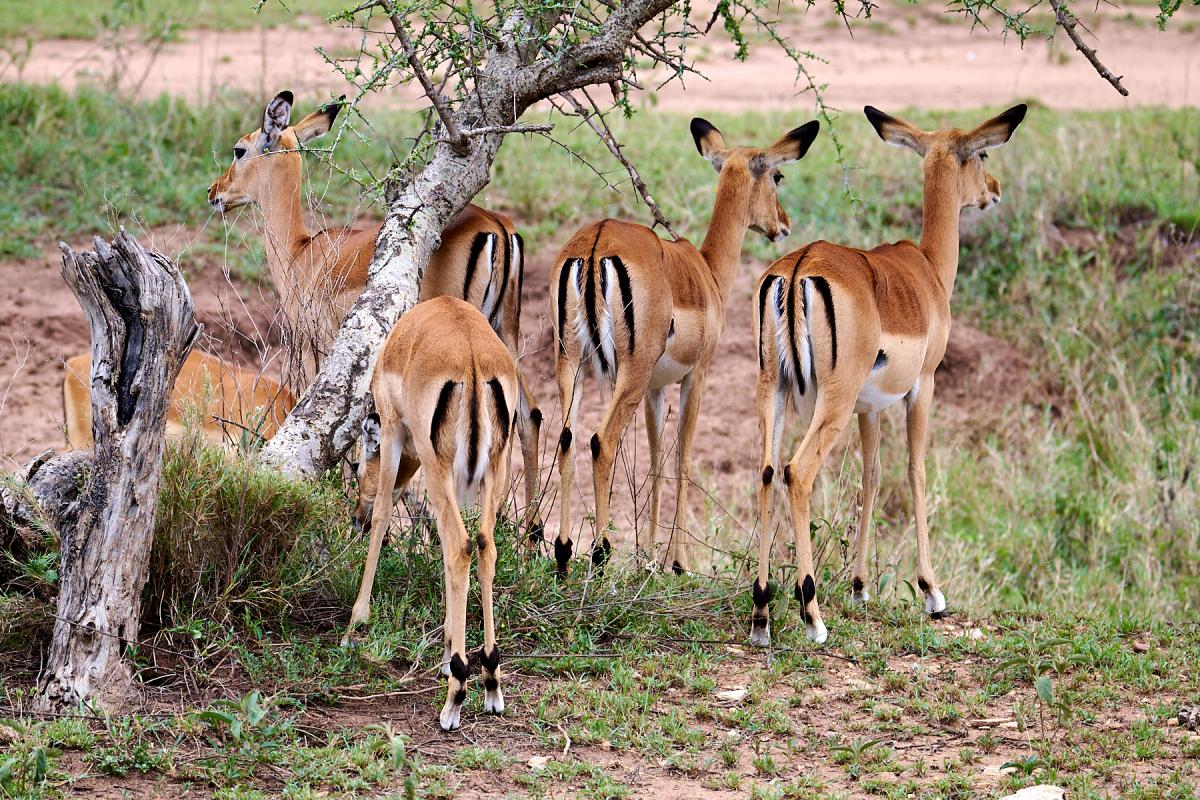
xmin=918 ymin=155 xmax=962 ymax=295
xmin=256 ymin=157 xmax=313 ymax=295
xmin=699 ymin=168 xmax=752 ymax=301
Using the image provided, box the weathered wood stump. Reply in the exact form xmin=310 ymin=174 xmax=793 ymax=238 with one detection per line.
xmin=35 ymin=232 xmax=197 ymax=711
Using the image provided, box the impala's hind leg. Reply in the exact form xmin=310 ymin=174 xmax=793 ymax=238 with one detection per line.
xmin=751 ymin=383 xmax=787 ymax=647
xmin=665 ymin=367 xmax=708 ymax=574
xmin=850 ymin=412 xmax=881 ymax=604
xmin=641 ymin=388 xmax=666 ymax=563
xmin=428 ymin=466 xmax=471 ymax=732
xmin=513 ymin=367 xmax=543 ymax=543
xmin=478 ymin=451 xmax=508 ymax=715
xmin=590 ymin=363 xmax=652 ymax=566
xmin=554 ymin=356 xmax=584 ymax=577
xmin=784 ymin=395 xmax=855 ymax=644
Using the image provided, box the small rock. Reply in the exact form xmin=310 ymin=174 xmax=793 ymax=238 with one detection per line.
xmin=716 ymin=688 xmax=748 ymax=702
xmin=1132 ymin=639 xmax=1150 ymax=653
xmin=528 ymin=755 xmax=551 ymax=770
xmin=1180 ymin=706 xmax=1200 ymax=731
xmin=999 ymin=786 xmax=1065 ymax=800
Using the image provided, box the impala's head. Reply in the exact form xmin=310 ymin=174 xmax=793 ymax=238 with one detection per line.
xmin=690 ymin=117 xmax=820 ymax=243
xmin=207 ymin=91 xmax=344 ymax=214
xmin=350 ymin=413 xmax=390 ymax=533
xmin=863 ymin=104 xmax=1027 ymax=211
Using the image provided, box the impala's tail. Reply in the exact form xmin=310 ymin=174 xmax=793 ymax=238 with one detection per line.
xmin=557 ymin=247 xmax=637 ymax=383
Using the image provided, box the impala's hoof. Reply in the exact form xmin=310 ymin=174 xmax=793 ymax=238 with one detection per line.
xmin=439 ymin=702 xmax=462 ymax=732
xmin=806 ymin=618 xmax=828 ymax=645
xmin=925 ymin=588 xmax=947 ymax=618
xmin=850 ymin=588 xmax=870 ymax=605
xmin=672 ymin=560 xmax=684 ymax=576
xmin=591 ymin=538 xmax=612 ymax=568
xmin=484 ymin=686 xmax=505 ymax=715
xmin=749 ymin=624 xmax=771 ymax=648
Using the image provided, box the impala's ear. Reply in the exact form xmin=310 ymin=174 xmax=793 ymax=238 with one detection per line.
xmin=260 ymin=90 xmax=294 ymax=151
xmin=293 ymin=95 xmax=345 ymax=145
xmin=756 ymin=120 xmax=820 ymax=174
xmin=864 ymin=105 xmax=927 ymax=156
xmin=958 ymin=104 xmax=1028 ymax=159
xmin=360 ymin=412 xmax=381 ymax=460
xmin=690 ymin=117 xmax=727 ymax=171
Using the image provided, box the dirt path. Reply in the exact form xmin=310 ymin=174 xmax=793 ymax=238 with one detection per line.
xmin=4 ymin=4 xmax=1196 ymax=110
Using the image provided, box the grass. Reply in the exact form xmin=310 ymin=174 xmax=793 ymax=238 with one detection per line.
xmin=0 ymin=0 xmax=352 ymax=41
xmin=0 ymin=86 xmax=1198 ymax=795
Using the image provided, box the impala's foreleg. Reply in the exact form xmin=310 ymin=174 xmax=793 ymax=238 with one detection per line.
xmin=641 ymin=388 xmax=666 ymax=562
xmin=784 ymin=395 xmax=855 ymax=644
xmin=851 ymin=412 xmax=882 ymax=604
xmin=666 ymin=367 xmax=708 ymax=574
xmin=905 ymin=373 xmax=946 ymax=618
xmin=478 ymin=448 xmax=508 ymax=716
xmin=589 ymin=364 xmax=652 ymax=567
xmin=343 ymin=425 xmax=406 ymax=646
xmin=427 ymin=466 xmax=472 ymax=732
xmin=553 ymin=355 xmax=584 ymax=577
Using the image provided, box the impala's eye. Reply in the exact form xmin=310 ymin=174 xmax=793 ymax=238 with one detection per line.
xmin=233 ymin=146 xmax=247 ymax=160
xmin=979 ymin=152 xmax=988 ymax=161
xmin=773 ymin=173 xmax=783 ymax=185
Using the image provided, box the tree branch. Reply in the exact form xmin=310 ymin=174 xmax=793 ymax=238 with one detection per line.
xmin=1048 ymin=0 xmax=1129 ymax=96
xmin=388 ymin=12 xmax=471 ymax=153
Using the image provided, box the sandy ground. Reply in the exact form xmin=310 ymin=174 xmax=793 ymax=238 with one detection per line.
xmin=4 ymin=4 xmax=1197 ymax=111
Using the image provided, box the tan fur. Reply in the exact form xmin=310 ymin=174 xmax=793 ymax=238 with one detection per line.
xmin=550 ymin=118 xmax=819 ymax=573
xmin=63 ymin=350 xmax=295 ymax=449
xmin=343 ymin=297 xmax=517 ymax=731
xmin=749 ymin=105 xmax=1026 ymax=645
xmin=207 ymin=92 xmax=542 ymax=530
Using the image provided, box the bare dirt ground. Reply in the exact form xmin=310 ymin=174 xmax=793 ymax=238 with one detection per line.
xmin=4 ymin=3 xmax=1197 ymax=110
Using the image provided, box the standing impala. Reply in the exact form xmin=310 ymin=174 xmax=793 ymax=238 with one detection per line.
xmin=750 ymin=104 xmax=1027 ymax=645
xmin=207 ymin=91 xmax=542 ymax=533
xmin=551 ymin=117 xmax=819 ymax=575
xmin=344 ymin=297 xmax=517 ymax=731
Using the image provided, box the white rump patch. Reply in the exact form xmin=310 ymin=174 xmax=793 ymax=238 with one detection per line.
xmin=478 ymin=233 xmax=499 ymax=320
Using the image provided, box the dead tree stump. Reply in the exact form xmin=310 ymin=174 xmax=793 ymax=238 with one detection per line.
xmin=36 ymin=232 xmax=197 ymax=711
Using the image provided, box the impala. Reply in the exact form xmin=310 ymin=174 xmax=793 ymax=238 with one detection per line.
xmin=750 ymin=104 xmax=1027 ymax=645
xmin=343 ymin=297 xmax=517 ymax=731
xmin=550 ymin=117 xmax=819 ymax=575
xmin=207 ymin=91 xmax=542 ymax=533
xmin=64 ymin=350 xmax=295 ymax=449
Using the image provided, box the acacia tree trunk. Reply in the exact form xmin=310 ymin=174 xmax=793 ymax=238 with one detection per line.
xmin=37 ymin=232 xmax=197 ymax=711
xmin=260 ymin=1 xmax=673 ymax=478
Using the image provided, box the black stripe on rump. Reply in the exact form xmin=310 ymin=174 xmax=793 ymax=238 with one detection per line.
xmin=490 ymin=223 xmax=511 ymax=326
xmin=756 ymin=276 xmax=774 ymax=371
xmin=556 ymin=259 xmax=574 ymax=353
xmin=609 ymin=256 xmax=635 ymax=354
xmin=430 ymin=380 xmax=458 ymax=452
xmin=811 ymin=276 xmax=837 ymax=369
xmin=786 ymin=263 xmax=806 ymax=396
xmin=487 ymin=377 xmax=510 ymax=452
xmin=463 ymin=232 xmax=493 ymax=300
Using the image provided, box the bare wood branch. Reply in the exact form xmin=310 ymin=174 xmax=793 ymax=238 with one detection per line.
xmin=387 ymin=12 xmax=471 ymax=153
xmin=561 ymin=90 xmax=679 ymax=240
xmin=1049 ymin=0 xmax=1129 ymax=96
xmin=454 ymin=123 xmax=555 ymax=139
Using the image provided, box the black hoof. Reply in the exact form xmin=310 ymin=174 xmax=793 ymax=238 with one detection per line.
xmin=591 ymin=538 xmax=612 ymax=568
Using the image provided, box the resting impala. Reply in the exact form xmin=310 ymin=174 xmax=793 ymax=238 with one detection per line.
xmin=343 ymin=297 xmax=516 ymax=731
xmin=750 ymin=104 xmax=1027 ymax=645
xmin=64 ymin=350 xmax=295 ymax=449
xmin=207 ymin=91 xmax=542 ymax=533
xmin=550 ymin=117 xmax=819 ymax=575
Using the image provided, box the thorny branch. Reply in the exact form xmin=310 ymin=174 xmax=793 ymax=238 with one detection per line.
xmin=559 ymin=89 xmax=680 ymax=240
xmin=387 ymin=11 xmax=469 ymax=153
xmin=1048 ymin=0 xmax=1129 ymax=96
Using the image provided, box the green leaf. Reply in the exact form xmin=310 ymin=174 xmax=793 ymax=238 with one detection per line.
xmin=1034 ymin=674 xmax=1054 ymax=705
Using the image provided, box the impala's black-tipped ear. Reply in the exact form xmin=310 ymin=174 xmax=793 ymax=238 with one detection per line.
xmin=863 ymin=105 xmax=926 ymax=155
xmin=690 ymin=117 xmax=726 ymax=160
xmin=324 ymin=94 xmax=347 ymax=124
xmin=294 ymin=95 xmax=345 ymax=145
xmin=756 ymin=120 xmax=820 ymax=174
xmin=960 ymin=103 xmax=1028 ymax=158
xmin=360 ymin=412 xmax=381 ymax=460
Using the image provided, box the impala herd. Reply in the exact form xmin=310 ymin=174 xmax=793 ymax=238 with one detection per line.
xmin=63 ymin=92 xmax=1027 ymax=730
